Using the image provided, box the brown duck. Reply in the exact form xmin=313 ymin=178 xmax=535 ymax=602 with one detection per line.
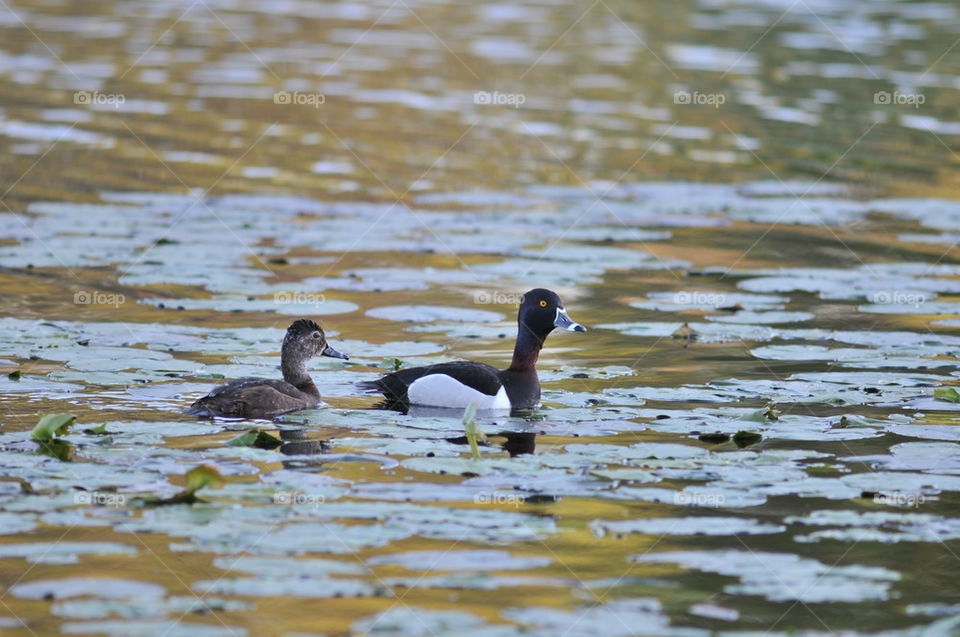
xmin=186 ymin=319 xmax=348 ymax=419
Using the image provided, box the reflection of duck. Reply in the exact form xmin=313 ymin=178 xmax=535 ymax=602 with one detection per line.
xmin=362 ymin=289 xmax=586 ymax=411
xmin=445 ymin=431 xmax=537 ymax=457
xmin=186 ymin=319 xmax=348 ymax=419
xmin=500 ymin=432 xmax=537 ymax=457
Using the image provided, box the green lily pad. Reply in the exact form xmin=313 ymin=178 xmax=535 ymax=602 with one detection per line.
xmin=226 ymin=429 xmax=282 ymax=450
xmin=31 ymin=413 xmax=76 ymax=442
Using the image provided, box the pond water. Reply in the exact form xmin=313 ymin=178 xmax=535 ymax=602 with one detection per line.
xmin=2 ymin=0 xmax=960 ymax=635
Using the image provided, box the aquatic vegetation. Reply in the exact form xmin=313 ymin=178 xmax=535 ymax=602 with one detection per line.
xmin=631 ymin=550 xmax=900 ymax=603
xmin=30 ymin=413 xmax=76 ymax=441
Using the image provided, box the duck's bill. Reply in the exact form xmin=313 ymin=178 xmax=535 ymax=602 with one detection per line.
xmin=322 ymin=345 xmax=349 ymax=360
xmin=554 ymin=307 xmax=587 ymax=332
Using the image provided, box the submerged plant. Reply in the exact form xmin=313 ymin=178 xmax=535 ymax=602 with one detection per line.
xmin=463 ymin=403 xmax=484 ymax=460
xmin=934 ymin=388 xmax=960 ymax=403
xmin=733 ymin=430 xmax=763 ymax=448
xmin=226 ymin=429 xmax=282 ymax=449
xmin=138 ymin=465 xmax=225 ymax=507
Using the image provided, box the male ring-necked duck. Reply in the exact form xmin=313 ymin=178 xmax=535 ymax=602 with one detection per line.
xmin=361 ymin=288 xmax=586 ymax=411
xmin=186 ymin=319 xmax=348 ymax=419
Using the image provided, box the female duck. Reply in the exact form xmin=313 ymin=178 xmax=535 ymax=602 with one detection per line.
xmin=362 ymin=288 xmax=585 ymax=410
xmin=186 ymin=319 xmax=348 ymax=419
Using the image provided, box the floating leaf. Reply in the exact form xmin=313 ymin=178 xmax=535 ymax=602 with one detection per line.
xmin=31 ymin=413 xmax=76 ymax=442
xmin=698 ymin=432 xmax=730 ymax=444
xmin=7 ymin=370 xmax=20 ymax=380
xmin=366 ymin=305 xmax=503 ymax=323
xmin=934 ymin=388 xmax=960 ymax=403
xmin=186 ymin=465 xmax=225 ymax=492
xmin=592 ymin=516 xmax=785 ymax=537
xmin=632 ymin=550 xmax=898 ymax=603
xmin=9 ymin=578 xmax=165 ymax=601
xmin=83 ymin=424 xmax=108 ymax=435
xmin=226 ymin=429 xmax=282 ymax=450
xmin=671 ymin=322 xmax=698 ymax=341
xmin=733 ymin=430 xmax=762 ymax=447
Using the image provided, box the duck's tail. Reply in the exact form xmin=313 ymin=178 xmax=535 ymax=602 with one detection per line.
xmin=357 ymin=379 xmax=385 ymax=393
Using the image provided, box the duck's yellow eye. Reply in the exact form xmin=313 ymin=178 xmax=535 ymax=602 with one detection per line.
xmin=539 ymin=300 xmax=548 ymax=307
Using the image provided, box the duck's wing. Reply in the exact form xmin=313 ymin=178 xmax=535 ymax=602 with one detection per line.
xmin=359 ymin=361 xmax=503 ymax=404
xmin=186 ymin=378 xmax=316 ymax=418
xmin=206 ymin=377 xmax=308 ymax=399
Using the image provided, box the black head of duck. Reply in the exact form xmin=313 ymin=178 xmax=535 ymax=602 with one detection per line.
xmin=186 ymin=318 xmax=348 ymax=420
xmin=509 ymin=288 xmax=586 ymax=372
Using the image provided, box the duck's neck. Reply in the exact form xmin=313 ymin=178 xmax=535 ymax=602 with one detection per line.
xmin=508 ymin=324 xmax=544 ymax=372
xmin=280 ymin=346 xmax=320 ymax=398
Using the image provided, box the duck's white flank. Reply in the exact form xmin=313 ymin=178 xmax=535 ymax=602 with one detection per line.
xmin=407 ymin=374 xmax=511 ymax=409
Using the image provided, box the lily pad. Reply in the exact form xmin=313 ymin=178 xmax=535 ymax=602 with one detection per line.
xmin=10 ymin=578 xmax=165 ymax=601
xmin=0 ymin=542 xmax=136 ymax=564
xmin=367 ymin=550 xmax=552 ymax=571
xmin=366 ymin=305 xmax=504 ymax=323
xmin=632 ymin=550 xmax=898 ymax=602
xmin=592 ymin=516 xmax=785 ymax=537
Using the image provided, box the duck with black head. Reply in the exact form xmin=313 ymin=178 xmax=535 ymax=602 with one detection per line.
xmin=361 ymin=288 xmax=586 ymax=411
xmin=186 ymin=319 xmax=348 ymax=419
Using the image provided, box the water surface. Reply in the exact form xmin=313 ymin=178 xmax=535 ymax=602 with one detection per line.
xmin=1 ymin=0 xmax=960 ymax=635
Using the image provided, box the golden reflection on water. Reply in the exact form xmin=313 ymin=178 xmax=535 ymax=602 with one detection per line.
xmin=0 ymin=0 xmax=957 ymax=210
